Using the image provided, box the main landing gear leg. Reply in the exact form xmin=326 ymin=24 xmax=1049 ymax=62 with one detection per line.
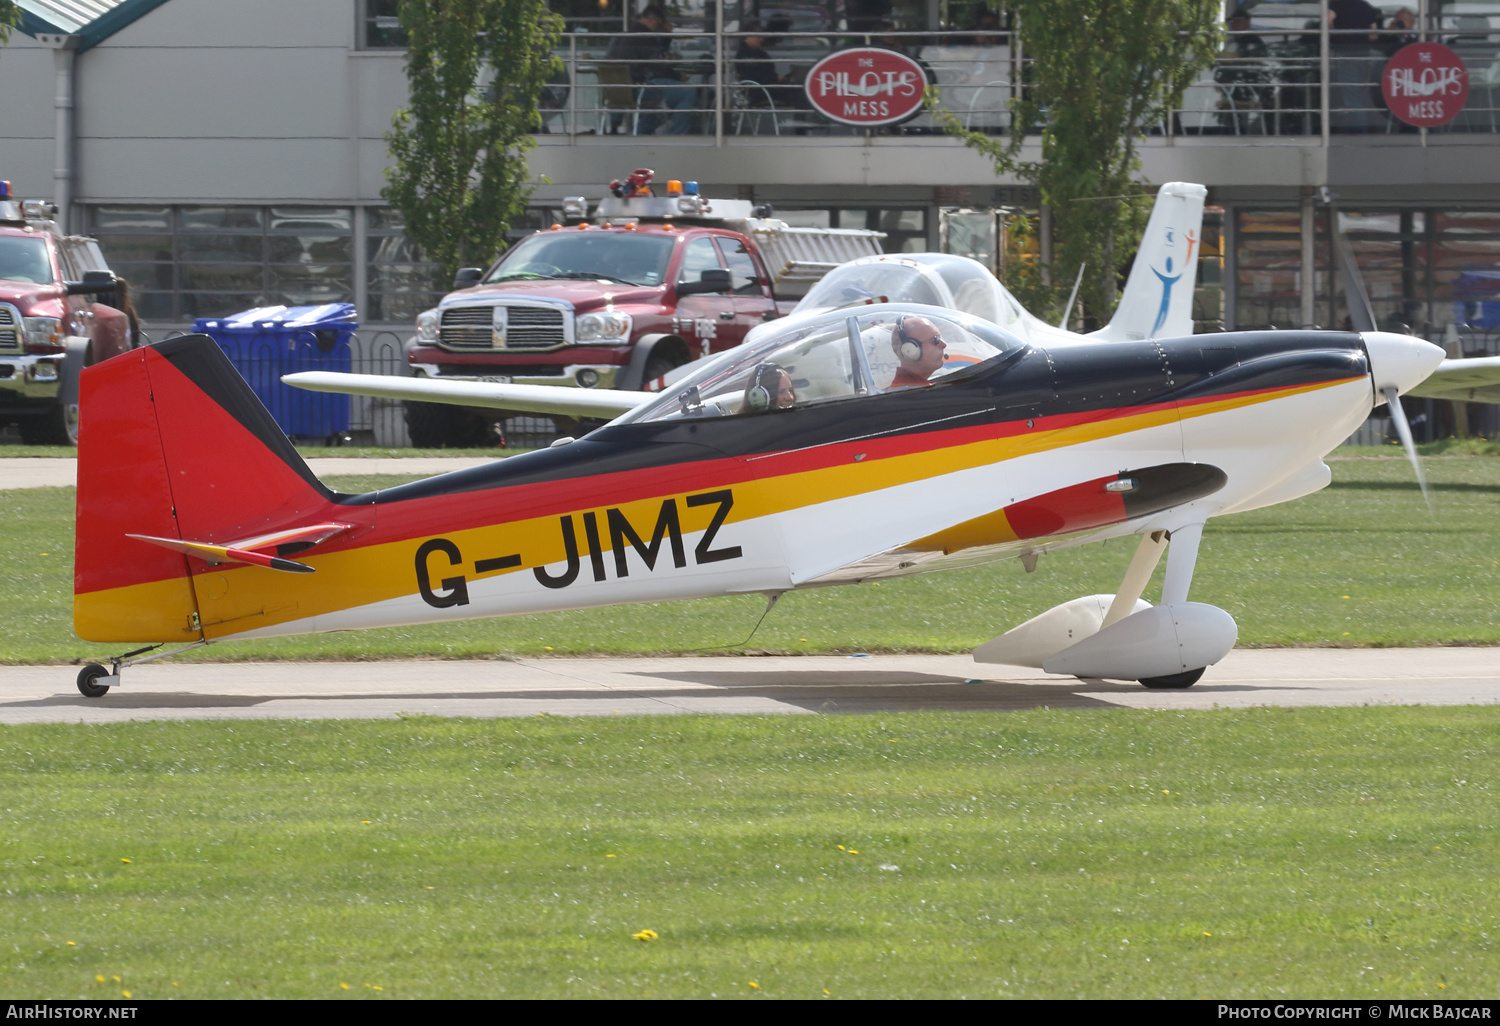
xmin=1102 ymin=530 xmax=1167 ymax=630
xmin=1138 ymin=521 xmax=1208 ymax=690
xmin=75 ymin=640 xmax=209 ymax=698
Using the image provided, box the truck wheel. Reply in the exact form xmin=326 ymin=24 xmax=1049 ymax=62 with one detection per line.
xmin=18 ymin=402 xmax=80 ymax=447
xmin=642 ymin=351 xmax=685 ymax=391
xmin=405 ymin=401 xmax=490 ymax=448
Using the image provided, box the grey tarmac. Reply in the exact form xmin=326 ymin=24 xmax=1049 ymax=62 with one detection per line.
xmin=1 ymin=647 xmax=1497 ymax=724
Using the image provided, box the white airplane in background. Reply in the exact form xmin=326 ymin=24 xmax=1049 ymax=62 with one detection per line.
xmin=284 ymin=182 xmax=1211 ymax=424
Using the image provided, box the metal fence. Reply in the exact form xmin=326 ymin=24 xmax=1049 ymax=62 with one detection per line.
xmin=537 ymin=27 xmax=1500 ymax=140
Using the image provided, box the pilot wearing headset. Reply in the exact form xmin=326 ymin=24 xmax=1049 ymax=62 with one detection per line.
xmin=743 ymin=362 xmax=796 ymax=412
xmin=889 ymin=315 xmax=947 ymax=388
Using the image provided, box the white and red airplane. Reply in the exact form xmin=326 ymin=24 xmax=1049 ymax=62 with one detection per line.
xmin=69 ymin=183 xmax=1444 ymax=696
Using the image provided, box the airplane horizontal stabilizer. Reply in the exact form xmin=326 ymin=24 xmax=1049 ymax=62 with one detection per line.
xmin=1405 ymin=354 xmax=1500 ymax=404
xmin=283 ymin=371 xmax=652 ymax=420
xmin=126 ymin=533 xmax=316 ymax=574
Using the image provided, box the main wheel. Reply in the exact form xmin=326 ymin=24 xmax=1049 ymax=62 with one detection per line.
xmin=77 ymin=663 xmax=111 ymax=698
xmin=404 ymin=401 xmax=491 ymax=448
xmin=18 ymin=401 xmax=80 ymax=446
xmin=1139 ymin=667 xmax=1206 ymax=689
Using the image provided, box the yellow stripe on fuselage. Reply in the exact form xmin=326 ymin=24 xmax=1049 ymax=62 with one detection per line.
xmin=83 ymin=377 xmax=1357 ymax=642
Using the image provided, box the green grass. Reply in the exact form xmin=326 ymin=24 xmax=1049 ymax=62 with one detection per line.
xmin=1 ymin=709 xmax=1494 ymax=999
xmin=5 ymin=456 xmax=1499 ymax=664
xmin=0 ymin=445 xmax=80 ymax=458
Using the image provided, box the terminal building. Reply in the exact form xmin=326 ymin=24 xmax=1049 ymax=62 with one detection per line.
xmin=3 ymin=0 xmax=1498 ymax=440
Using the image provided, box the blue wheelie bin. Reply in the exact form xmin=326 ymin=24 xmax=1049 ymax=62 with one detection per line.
xmin=193 ymin=303 xmax=357 ymax=441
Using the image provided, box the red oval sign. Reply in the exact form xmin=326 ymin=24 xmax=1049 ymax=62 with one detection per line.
xmin=804 ymin=47 xmax=929 ymax=126
xmin=1383 ymin=42 xmax=1468 ymax=127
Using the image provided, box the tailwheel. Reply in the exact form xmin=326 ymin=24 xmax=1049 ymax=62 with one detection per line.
xmin=1138 ymin=667 xmax=1205 ymax=689
xmin=77 ymin=663 xmax=111 ymax=698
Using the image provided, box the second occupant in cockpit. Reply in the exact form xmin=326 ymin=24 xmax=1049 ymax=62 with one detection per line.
xmin=744 ymin=362 xmax=796 ymax=411
xmin=889 ymin=316 xmax=947 ymax=388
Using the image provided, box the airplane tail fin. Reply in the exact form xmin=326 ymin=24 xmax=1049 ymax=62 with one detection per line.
xmin=1090 ymin=182 xmax=1208 ymax=342
xmin=74 ymin=335 xmax=336 ymax=643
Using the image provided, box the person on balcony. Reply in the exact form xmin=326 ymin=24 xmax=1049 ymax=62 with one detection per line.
xmin=1329 ymin=0 xmax=1384 ymax=133
xmin=605 ymin=4 xmax=697 ymax=134
xmin=735 ymin=22 xmax=781 ymax=98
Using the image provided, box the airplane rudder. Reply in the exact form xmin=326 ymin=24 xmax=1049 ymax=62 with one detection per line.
xmin=73 ymin=346 xmax=201 ymax=642
xmin=1099 ymin=183 xmax=1208 ymax=341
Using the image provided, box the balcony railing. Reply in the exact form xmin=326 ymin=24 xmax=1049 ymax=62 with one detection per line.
xmin=533 ymin=28 xmax=1500 ymax=140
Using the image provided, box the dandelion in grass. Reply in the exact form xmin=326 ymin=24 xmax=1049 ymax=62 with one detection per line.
xmin=122 ymin=991 xmax=130 ymax=999
xmin=120 ymin=858 xmax=131 ymax=864
xmin=95 ymin=976 xmax=104 ymax=984
xmin=66 ymin=941 xmax=74 ymax=946
xmin=341 ymin=983 xmax=349 ymax=990
xmin=748 ymin=981 xmax=760 ymax=990
xmin=633 ymin=929 xmax=659 ymax=942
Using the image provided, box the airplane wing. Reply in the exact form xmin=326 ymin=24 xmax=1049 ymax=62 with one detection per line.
xmin=282 ymin=372 xmax=653 ymax=420
xmin=1405 ymin=355 xmax=1500 ymax=404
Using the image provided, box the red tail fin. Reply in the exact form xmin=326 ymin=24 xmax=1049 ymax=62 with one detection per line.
xmin=74 ymin=336 xmax=333 ymax=643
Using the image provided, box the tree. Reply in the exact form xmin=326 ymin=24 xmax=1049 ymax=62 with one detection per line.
xmin=0 ymin=2 xmax=19 ymax=48
xmin=383 ymin=0 xmax=564 ymax=280
xmin=927 ymin=1 xmax=1221 ymax=326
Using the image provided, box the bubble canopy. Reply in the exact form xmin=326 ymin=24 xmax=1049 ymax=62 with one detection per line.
xmin=615 ymin=304 xmax=1026 ymax=425
xmin=796 ymin=253 xmax=1031 ymax=330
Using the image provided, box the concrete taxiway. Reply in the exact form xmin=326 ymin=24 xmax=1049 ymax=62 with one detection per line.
xmin=2 ymin=648 xmax=1497 ymax=724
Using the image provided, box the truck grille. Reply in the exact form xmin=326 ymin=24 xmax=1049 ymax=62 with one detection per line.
xmin=439 ymin=304 xmax=570 ymax=351
xmin=0 ymin=306 xmax=18 ymax=352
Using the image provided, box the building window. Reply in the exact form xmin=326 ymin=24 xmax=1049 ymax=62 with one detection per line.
xmin=367 ymin=208 xmax=446 ymax=323
xmin=1234 ymin=208 xmax=1329 ymax=331
xmin=1235 ymin=206 xmax=1500 ymax=340
xmin=88 ymin=205 xmax=355 ymax=323
xmin=359 ymin=0 xmax=407 ymax=49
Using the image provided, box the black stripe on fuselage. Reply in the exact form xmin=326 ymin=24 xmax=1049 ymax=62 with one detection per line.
xmin=338 ymin=330 xmax=1368 ymax=506
xmin=154 ymin=335 xmax=333 ymax=499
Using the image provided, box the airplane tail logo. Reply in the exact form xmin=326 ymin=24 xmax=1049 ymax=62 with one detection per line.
xmin=1092 ymin=183 xmax=1207 ymax=342
xmin=74 ymin=336 xmax=341 ymax=642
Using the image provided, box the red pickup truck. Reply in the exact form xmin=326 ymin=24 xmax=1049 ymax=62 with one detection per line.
xmin=403 ymin=178 xmax=883 ymax=446
xmin=0 ymin=184 xmax=136 ymax=445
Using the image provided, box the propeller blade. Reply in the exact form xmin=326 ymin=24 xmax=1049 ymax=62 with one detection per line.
xmin=1382 ymin=386 xmax=1432 ymax=512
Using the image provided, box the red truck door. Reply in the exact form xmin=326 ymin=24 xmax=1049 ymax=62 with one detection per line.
xmin=671 ymin=234 xmax=738 ymax=358
xmin=716 ymin=235 xmax=777 ymax=338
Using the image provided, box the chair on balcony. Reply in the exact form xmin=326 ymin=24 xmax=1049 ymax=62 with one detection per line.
xmin=963 ymin=80 xmax=1010 ymax=131
xmin=731 ymin=80 xmax=780 ymax=135
xmin=596 ymin=62 xmax=663 ymax=135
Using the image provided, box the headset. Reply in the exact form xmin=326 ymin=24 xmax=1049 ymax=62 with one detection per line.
xmin=895 ymin=316 xmax=923 ymax=363
xmin=745 ymin=363 xmax=789 ymax=412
